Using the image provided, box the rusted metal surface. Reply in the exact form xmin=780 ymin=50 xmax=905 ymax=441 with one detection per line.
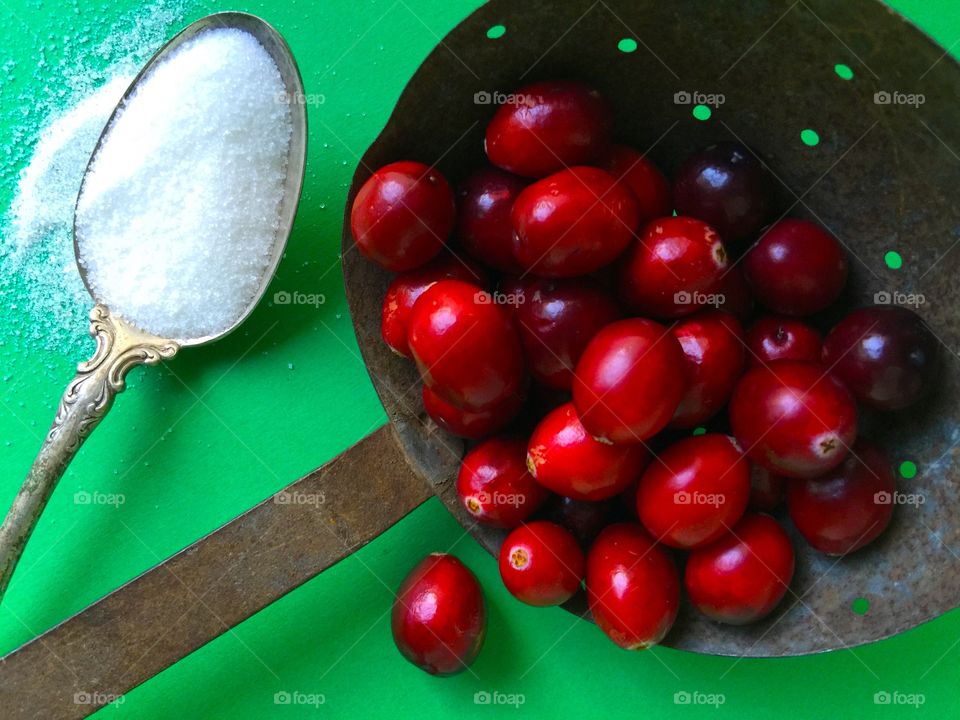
xmin=0 ymin=426 xmax=430 ymax=718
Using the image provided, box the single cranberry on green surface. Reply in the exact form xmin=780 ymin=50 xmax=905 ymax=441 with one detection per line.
xmin=499 ymin=521 xmax=584 ymax=606
xmin=456 ymin=437 xmax=549 ymax=528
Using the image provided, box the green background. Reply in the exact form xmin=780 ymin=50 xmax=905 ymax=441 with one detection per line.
xmin=1 ymin=0 xmax=958 ymax=717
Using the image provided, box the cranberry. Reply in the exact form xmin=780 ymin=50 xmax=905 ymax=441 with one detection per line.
xmin=572 ymin=318 xmax=686 ymax=444
xmin=392 ymin=553 xmax=485 ymax=675
xmin=822 ymin=305 xmax=940 ymax=411
xmin=501 ymin=276 xmax=621 ymax=390
xmin=381 ymin=254 xmax=487 ymax=358
xmin=616 ymin=216 xmax=729 ymax=318
xmin=670 ymin=310 xmax=745 ymax=428
xmin=351 ymin=161 xmax=455 ymax=271
xmin=746 ymin=315 xmax=822 ymax=368
xmin=673 ymin=142 xmax=773 ymax=243
xmin=455 ymin=166 xmax=527 ymax=273
xmin=540 ymin=494 xmax=613 ymax=545
xmin=511 ymin=166 xmax=639 ymax=277
xmin=407 ymin=280 xmax=526 ymax=411
xmin=743 ymin=219 xmax=848 ymax=316
xmin=787 ymin=440 xmax=896 ymax=555
xmin=456 ymin=437 xmax=549 ymax=527
xmin=749 ymin=464 xmax=787 ymax=512
xmin=498 ymin=521 xmax=585 ymax=606
xmin=586 ymin=523 xmax=679 ymax=649
xmin=729 ymin=361 xmax=858 ymax=479
xmin=423 ymin=385 xmax=522 ymax=439
xmin=636 ymin=434 xmax=750 ymax=549
xmin=684 ymin=513 xmax=795 ymax=625
xmin=527 ymin=402 xmax=648 ymax=501
xmin=484 ymin=80 xmax=612 ymax=178
xmin=599 ymin=144 xmax=672 ymax=223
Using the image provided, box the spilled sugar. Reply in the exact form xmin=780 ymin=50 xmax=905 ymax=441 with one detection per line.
xmin=75 ymin=28 xmax=293 ymax=340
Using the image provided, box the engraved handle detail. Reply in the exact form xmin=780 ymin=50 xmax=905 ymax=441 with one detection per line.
xmin=0 ymin=305 xmax=178 ymax=599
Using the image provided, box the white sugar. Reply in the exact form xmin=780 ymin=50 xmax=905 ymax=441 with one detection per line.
xmin=75 ymin=28 xmax=293 ymax=340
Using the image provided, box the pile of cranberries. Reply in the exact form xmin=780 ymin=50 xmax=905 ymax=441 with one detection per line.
xmin=352 ymin=79 xmax=941 ymax=674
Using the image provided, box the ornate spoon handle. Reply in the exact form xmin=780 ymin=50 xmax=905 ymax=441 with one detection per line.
xmin=0 ymin=305 xmax=178 ymax=599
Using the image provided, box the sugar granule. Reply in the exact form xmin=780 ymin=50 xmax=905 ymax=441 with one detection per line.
xmin=75 ymin=28 xmax=293 ymax=340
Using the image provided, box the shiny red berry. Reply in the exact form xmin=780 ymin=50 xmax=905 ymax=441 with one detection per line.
xmin=457 ymin=437 xmax=549 ymax=528
xmin=501 ymin=276 xmax=621 ymax=390
xmin=423 ymin=385 xmax=522 ymax=439
xmin=408 ymin=280 xmax=526 ymax=411
xmin=587 ymin=523 xmax=679 ymax=649
xmin=511 ymin=166 xmax=639 ymax=277
xmin=527 ymin=402 xmax=648 ymax=501
xmin=636 ymin=434 xmax=750 ymax=549
xmin=572 ymin=318 xmax=686 ymax=444
xmin=822 ymin=305 xmax=940 ymax=411
xmin=685 ymin=513 xmax=795 ymax=625
xmin=485 ymin=80 xmax=612 ymax=178
xmin=381 ymin=254 xmax=487 ymax=358
xmin=455 ymin=166 xmax=527 ymax=273
xmin=499 ymin=521 xmax=585 ymax=606
xmin=744 ymin=219 xmax=848 ymax=316
xmin=746 ymin=315 xmax=822 ymax=368
xmin=351 ymin=161 xmax=455 ymax=271
xmin=617 ymin=216 xmax=729 ymax=318
xmin=670 ymin=310 xmax=745 ymax=428
xmin=749 ymin=464 xmax=787 ymax=512
xmin=392 ymin=554 xmax=485 ymax=675
xmin=599 ymin=144 xmax=672 ymax=223
xmin=787 ymin=440 xmax=896 ymax=555
xmin=729 ymin=361 xmax=858 ymax=479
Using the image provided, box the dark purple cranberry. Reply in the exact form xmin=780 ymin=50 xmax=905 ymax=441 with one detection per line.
xmin=541 ymin=495 xmax=613 ymax=546
xmin=455 ymin=167 xmax=527 ymax=273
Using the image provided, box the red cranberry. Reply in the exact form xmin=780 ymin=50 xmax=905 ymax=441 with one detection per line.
xmin=684 ymin=513 xmax=794 ymax=625
xmin=787 ymin=440 xmax=896 ymax=555
xmin=511 ymin=166 xmax=639 ymax=277
xmin=822 ymin=305 xmax=940 ymax=411
xmin=587 ymin=524 xmax=679 ymax=649
xmin=744 ymin=219 xmax=848 ymax=316
xmin=407 ymin=280 xmax=526 ymax=411
xmin=673 ymin=142 xmax=773 ymax=243
xmin=636 ymin=434 xmax=750 ymax=549
xmin=351 ymin=161 xmax=455 ymax=271
xmin=392 ymin=553 xmax=485 ymax=675
xmin=749 ymin=464 xmax=787 ymax=512
xmin=501 ymin=276 xmax=621 ymax=390
xmin=457 ymin=437 xmax=549 ymax=527
xmin=617 ymin=216 xmax=729 ymax=318
xmin=527 ymin=402 xmax=648 ymax=501
xmin=572 ymin=318 xmax=686 ymax=444
xmin=541 ymin=494 xmax=613 ymax=545
xmin=484 ymin=80 xmax=612 ymax=178
xmin=599 ymin=144 xmax=672 ymax=223
xmin=746 ymin=315 xmax=822 ymax=368
xmin=423 ymin=385 xmax=523 ymax=439
xmin=498 ymin=521 xmax=585 ymax=606
xmin=729 ymin=361 xmax=858 ymax=479
xmin=455 ymin=167 xmax=527 ymax=273
xmin=382 ymin=254 xmax=487 ymax=358
xmin=670 ymin=311 xmax=745 ymax=428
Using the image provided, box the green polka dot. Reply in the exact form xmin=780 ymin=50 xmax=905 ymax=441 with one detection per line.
xmin=800 ymin=128 xmax=820 ymax=146
xmin=852 ymin=597 xmax=870 ymax=615
xmin=486 ymin=24 xmax=506 ymax=39
xmin=617 ymin=37 xmax=637 ymax=53
xmin=834 ymin=63 xmax=854 ymax=80
xmin=899 ymin=460 xmax=917 ymax=479
xmin=692 ymin=426 xmax=706 ymax=436
xmin=692 ymin=104 xmax=712 ymax=121
xmin=885 ymin=250 xmax=903 ymax=269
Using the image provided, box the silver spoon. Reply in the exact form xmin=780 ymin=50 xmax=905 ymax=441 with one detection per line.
xmin=0 ymin=11 xmax=307 ymax=601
